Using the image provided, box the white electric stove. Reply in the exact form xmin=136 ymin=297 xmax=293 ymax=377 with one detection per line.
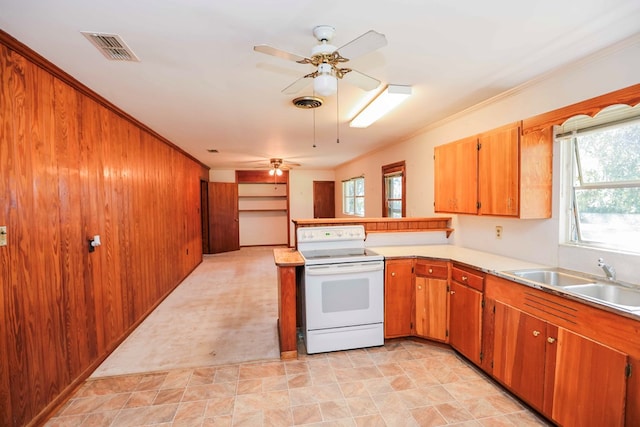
xmin=297 ymin=225 xmax=385 ymax=354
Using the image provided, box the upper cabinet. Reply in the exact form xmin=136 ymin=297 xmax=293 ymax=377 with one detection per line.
xmin=434 ymin=121 xmax=552 ymax=218
xmin=434 ymin=136 xmax=478 ymax=214
xmin=478 ymin=123 xmax=520 ymax=216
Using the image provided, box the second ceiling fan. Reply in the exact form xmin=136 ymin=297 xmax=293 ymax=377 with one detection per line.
xmin=254 ymin=25 xmax=387 ymax=96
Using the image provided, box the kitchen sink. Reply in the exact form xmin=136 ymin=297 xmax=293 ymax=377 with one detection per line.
xmin=562 ymin=283 xmax=640 ymax=310
xmin=504 ymin=268 xmax=640 ymax=311
xmin=507 ymin=269 xmax=595 ymax=287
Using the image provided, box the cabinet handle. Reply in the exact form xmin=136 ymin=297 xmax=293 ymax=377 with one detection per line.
xmin=532 ymin=330 xmax=540 ymax=337
xmin=462 ymin=275 xmax=468 ymax=281
xmin=418 ymin=285 xmax=422 ymax=290
xmin=428 ymin=268 xmax=433 ymax=274
xmin=391 ymin=272 xmax=396 ymax=277
xmin=450 ymin=290 xmax=455 ymax=295
xmin=547 ymin=337 xmax=556 ymax=344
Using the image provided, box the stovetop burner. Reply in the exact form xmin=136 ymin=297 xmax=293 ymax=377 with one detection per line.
xmin=297 ymin=225 xmax=383 ymax=265
xmin=301 ymin=248 xmax=381 ymax=261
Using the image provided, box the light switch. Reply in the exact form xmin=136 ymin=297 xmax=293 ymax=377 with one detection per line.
xmin=0 ymin=226 xmax=6 ymax=246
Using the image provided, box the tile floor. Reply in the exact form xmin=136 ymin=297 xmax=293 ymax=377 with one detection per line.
xmin=47 ymin=339 xmax=550 ymax=426
xmin=45 ymin=248 xmax=551 ymax=426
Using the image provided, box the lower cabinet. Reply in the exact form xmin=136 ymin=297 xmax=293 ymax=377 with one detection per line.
xmin=489 ymin=279 xmax=629 ymax=427
xmin=552 ymin=327 xmax=627 ymax=427
xmin=384 ymin=259 xmax=414 ymax=338
xmin=492 ymin=301 xmax=547 ymax=410
xmin=449 ymin=264 xmax=484 ymax=365
xmin=383 ymin=258 xmax=633 ymax=426
xmin=414 ymin=260 xmax=449 ymax=341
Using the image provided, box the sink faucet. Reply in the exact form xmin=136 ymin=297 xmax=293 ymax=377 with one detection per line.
xmin=598 ymin=258 xmax=616 ymax=281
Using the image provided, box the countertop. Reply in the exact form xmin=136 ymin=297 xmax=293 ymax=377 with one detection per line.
xmin=272 ymin=244 xmax=640 ymax=320
xmin=370 ymin=244 xmax=640 ymax=320
xmin=368 ymin=244 xmax=545 ymax=273
xmin=273 ymin=247 xmax=304 ymax=267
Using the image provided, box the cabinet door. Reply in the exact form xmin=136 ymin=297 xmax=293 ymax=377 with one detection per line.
xmin=551 ymin=328 xmax=628 ymax=427
xmin=415 ymin=276 xmax=448 ymax=341
xmin=449 ymin=281 xmax=483 ymax=364
xmin=384 ymin=259 xmax=414 ymax=338
xmin=434 ymin=137 xmax=478 ymax=214
xmin=478 ymin=123 xmax=519 ymax=216
xmin=492 ymin=301 xmax=547 ymax=411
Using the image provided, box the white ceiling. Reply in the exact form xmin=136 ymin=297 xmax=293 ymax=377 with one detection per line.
xmin=1 ymin=1 xmax=639 ymax=170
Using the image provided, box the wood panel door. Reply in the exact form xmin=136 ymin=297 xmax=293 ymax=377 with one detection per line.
xmin=208 ymin=182 xmax=239 ymax=253
xmin=478 ymin=123 xmax=520 ymax=216
xmin=434 ymin=137 xmax=478 ymax=214
xmin=449 ymin=281 xmax=483 ymax=365
xmin=415 ymin=276 xmax=448 ymax=341
xmin=551 ymin=328 xmax=628 ymax=427
xmin=313 ymin=181 xmax=335 ymax=218
xmin=492 ymin=301 xmax=547 ymax=411
xmin=384 ymin=259 xmax=414 ymax=338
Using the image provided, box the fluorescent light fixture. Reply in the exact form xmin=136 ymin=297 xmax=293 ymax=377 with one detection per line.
xmin=350 ymin=85 xmax=412 ymax=128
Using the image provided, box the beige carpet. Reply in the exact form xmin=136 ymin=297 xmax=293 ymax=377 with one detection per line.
xmin=91 ymin=247 xmax=281 ymax=378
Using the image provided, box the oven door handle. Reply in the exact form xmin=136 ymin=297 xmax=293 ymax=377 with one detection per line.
xmin=306 ymin=261 xmax=384 ymax=276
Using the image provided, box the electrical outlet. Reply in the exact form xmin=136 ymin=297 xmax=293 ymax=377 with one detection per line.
xmin=495 ymin=226 xmax=503 ymax=239
xmin=0 ymin=226 xmax=6 ymax=246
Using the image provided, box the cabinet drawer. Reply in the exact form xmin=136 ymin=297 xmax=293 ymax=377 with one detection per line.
xmin=452 ymin=265 xmax=484 ymax=291
xmin=415 ymin=261 xmax=448 ymax=279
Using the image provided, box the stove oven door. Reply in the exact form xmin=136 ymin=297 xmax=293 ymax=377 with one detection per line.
xmin=304 ymin=260 xmax=384 ymax=331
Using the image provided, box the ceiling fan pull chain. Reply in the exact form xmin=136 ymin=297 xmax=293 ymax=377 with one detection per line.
xmin=336 ymin=83 xmax=340 ymax=144
xmin=313 ymin=97 xmax=317 ymax=148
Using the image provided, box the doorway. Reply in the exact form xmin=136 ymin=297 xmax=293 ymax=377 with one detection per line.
xmin=313 ymin=181 xmax=335 ymax=218
xmin=207 ymin=182 xmax=240 ymax=253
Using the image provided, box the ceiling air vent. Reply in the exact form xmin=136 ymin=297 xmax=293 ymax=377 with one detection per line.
xmin=292 ymin=96 xmax=323 ymax=109
xmin=81 ymin=32 xmax=140 ymax=62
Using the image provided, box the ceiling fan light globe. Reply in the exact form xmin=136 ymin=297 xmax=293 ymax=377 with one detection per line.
xmin=269 ymin=169 xmax=275 ymax=176
xmin=276 ymin=168 xmax=283 ymax=176
xmin=314 ymin=73 xmax=337 ymax=96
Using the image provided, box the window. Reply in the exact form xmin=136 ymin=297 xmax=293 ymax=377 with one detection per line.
xmin=342 ymin=176 xmax=365 ymax=216
xmin=382 ymin=161 xmax=406 ymax=217
xmin=560 ymin=107 xmax=640 ymax=254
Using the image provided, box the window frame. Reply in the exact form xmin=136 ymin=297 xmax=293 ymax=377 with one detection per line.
xmin=342 ymin=176 xmax=365 ymax=217
xmin=382 ymin=161 xmax=406 ymax=218
xmin=559 ymin=109 xmax=640 ymax=254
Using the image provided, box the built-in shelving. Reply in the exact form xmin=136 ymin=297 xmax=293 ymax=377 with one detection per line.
xmin=236 ymin=173 xmax=290 ymax=246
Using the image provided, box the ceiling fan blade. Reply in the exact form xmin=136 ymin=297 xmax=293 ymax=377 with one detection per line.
xmin=283 ymin=161 xmax=302 ymax=168
xmin=336 ymin=30 xmax=387 ymax=61
xmin=282 ymin=75 xmax=312 ymax=94
xmin=342 ymin=69 xmax=382 ymax=91
xmin=253 ymin=44 xmax=309 ymax=63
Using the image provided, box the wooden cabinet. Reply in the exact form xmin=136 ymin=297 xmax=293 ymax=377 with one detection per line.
xmin=551 ymin=327 xmax=627 ymax=427
xmin=414 ymin=260 xmax=449 ymax=341
xmin=434 ymin=136 xmax=478 ymax=214
xmin=448 ymin=264 xmax=484 ymax=365
xmin=384 ymin=259 xmax=414 ymax=338
xmin=478 ymin=124 xmax=519 ymax=216
xmin=434 ymin=121 xmax=552 ymax=218
xmin=492 ymin=301 xmax=547 ymax=410
xmin=487 ymin=275 xmax=629 ymax=426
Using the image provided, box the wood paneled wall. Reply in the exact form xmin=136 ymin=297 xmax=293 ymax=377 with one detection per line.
xmin=0 ymin=34 xmax=209 ymax=426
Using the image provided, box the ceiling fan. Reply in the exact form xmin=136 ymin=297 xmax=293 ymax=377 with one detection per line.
xmin=241 ymin=157 xmax=301 ymax=175
xmin=254 ymin=25 xmax=387 ymax=96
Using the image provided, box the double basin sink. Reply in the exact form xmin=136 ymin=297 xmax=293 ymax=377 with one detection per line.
xmin=503 ymin=268 xmax=640 ymax=312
